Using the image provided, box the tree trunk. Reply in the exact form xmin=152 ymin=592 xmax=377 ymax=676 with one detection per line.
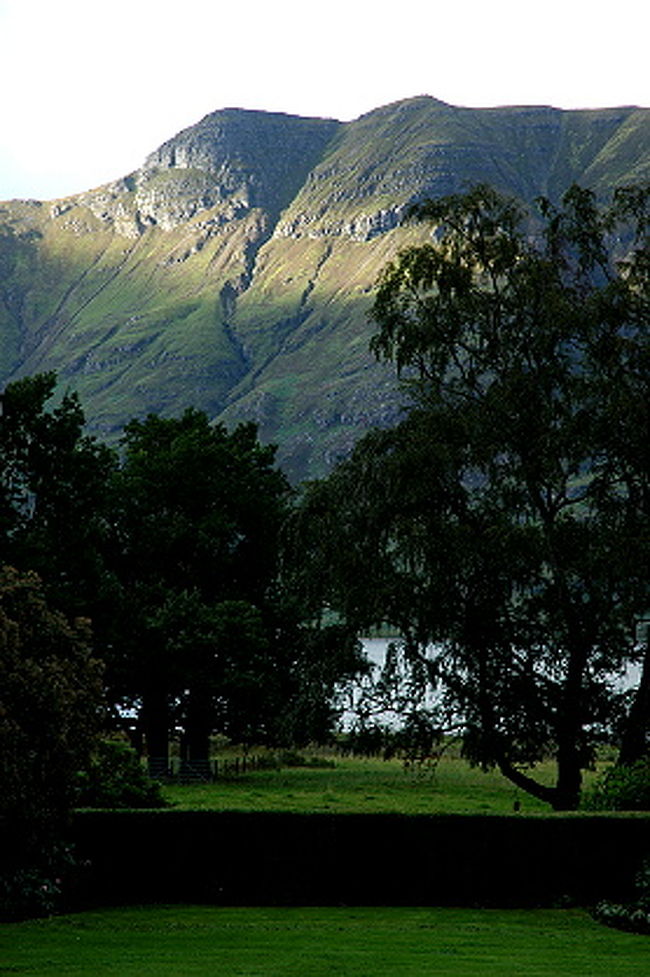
xmin=496 ymin=756 xmax=557 ymax=806
xmin=141 ymin=686 xmax=169 ymax=779
xmin=498 ymin=647 xmax=587 ymax=811
xmin=180 ymin=686 xmax=212 ymax=781
xmin=552 ymin=640 xmax=589 ymax=811
xmin=552 ymin=746 xmax=583 ymax=811
xmin=618 ymin=633 xmax=650 ymax=766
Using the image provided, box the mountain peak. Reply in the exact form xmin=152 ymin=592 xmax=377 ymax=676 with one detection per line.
xmin=0 ymin=99 xmax=648 ymax=481
xmin=354 ymin=94 xmax=453 ymax=119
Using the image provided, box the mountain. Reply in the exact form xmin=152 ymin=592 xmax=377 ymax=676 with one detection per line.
xmin=1 ymin=96 xmax=648 ymax=481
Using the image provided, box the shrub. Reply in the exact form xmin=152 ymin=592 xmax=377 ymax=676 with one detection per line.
xmin=0 ymin=839 xmax=77 ymax=921
xmin=75 ymin=738 xmax=167 ymax=808
xmin=0 ymin=566 xmax=104 ymax=918
xmin=593 ymin=859 xmax=650 ymax=934
xmin=583 ymin=759 xmax=650 ymax=812
xmin=278 ymin=749 xmax=335 ymax=769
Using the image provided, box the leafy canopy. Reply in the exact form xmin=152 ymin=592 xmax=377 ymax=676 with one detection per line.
xmin=292 ymin=183 xmax=649 ymax=810
xmin=0 ymin=566 xmax=104 ymax=917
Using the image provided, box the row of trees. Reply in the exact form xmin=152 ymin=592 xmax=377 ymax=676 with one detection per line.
xmin=0 ymin=381 xmax=364 ymax=780
xmin=1 ymin=181 xmax=647 ymax=857
xmin=0 ymin=383 xmax=360 ymax=915
xmin=289 ymin=184 xmax=649 ymax=811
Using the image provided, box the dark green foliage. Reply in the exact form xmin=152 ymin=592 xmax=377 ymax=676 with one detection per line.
xmin=584 ymin=760 xmax=650 ymax=812
xmin=292 ymin=183 xmax=649 ymax=810
xmin=0 ymin=841 xmax=76 ymax=921
xmin=593 ymin=859 xmax=650 ymax=934
xmin=0 ymin=565 xmax=105 ymax=823
xmin=0 ymin=566 xmax=104 ymax=919
xmin=0 ymin=371 xmax=118 ymax=620
xmin=259 ymin=620 xmax=365 ymax=748
xmin=113 ymin=410 xmax=288 ymax=607
xmin=70 ymin=809 xmax=650 ymax=909
xmin=0 ymin=379 xmax=115 ymax=916
xmin=74 ymin=739 xmax=167 ymax=809
xmin=104 ymin=410 xmax=291 ymax=761
xmin=105 ymin=408 xmax=362 ymax=761
xmin=0 ymin=381 xmax=361 ymax=910
xmin=0 ymin=372 xmax=361 ymax=830
xmin=276 ymin=750 xmax=336 ymax=769
xmin=343 ymin=718 xmax=442 ymax=763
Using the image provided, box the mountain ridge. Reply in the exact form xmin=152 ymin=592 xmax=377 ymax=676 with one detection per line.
xmin=0 ymin=96 xmax=648 ymax=481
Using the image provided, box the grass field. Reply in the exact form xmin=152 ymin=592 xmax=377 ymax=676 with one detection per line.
xmin=6 ymin=756 xmax=643 ymax=974
xmin=2 ymin=905 xmax=647 ymax=976
xmin=160 ymin=752 xmax=602 ymax=816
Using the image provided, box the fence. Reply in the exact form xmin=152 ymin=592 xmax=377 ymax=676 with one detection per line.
xmin=148 ymin=754 xmax=268 ymax=782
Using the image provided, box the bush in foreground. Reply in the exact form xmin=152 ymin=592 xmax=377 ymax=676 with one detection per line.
xmin=75 ymin=739 xmax=167 ymax=808
xmin=0 ymin=566 xmax=104 ymax=919
xmin=593 ymin=860 xmax=650 ymax=935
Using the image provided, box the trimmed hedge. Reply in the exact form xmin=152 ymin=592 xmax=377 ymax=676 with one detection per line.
xmin=67 ymin=811 xmax=650 ymax=910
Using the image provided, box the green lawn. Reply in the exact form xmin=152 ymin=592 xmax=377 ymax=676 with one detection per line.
xmin=161 ymin=753 xmax=598 ymax=815
xmin=1 ymin=905 xmax=647 ymax=976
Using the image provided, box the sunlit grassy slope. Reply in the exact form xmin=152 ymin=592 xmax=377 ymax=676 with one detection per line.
xmin=1 ymin=99 xmax=648 ymax=481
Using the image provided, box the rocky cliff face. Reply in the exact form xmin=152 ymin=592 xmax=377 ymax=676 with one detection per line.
xmin=0 ymin=96 xmax=648 ymax=481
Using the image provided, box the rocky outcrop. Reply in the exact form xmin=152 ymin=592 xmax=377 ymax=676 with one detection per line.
xmin=139 ymin=108 xmax=340 ymax=227
xmin=275 ymin=205 xmax=406 ymax=241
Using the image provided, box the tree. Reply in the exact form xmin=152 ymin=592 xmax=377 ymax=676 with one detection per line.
xmin=0 ymin=380 xmax=362 ymax=781
xmin=0 ymin=372 xmax=117 ymax=620
xmin=105 ymin=410 xmax=285 ymax=769
xmin=105 ymin=408 xmax=360 ymax=772
xmin=291 ymin=184 xmax=649 ymax=810
xmin=0 ymin=566 xmax=104 ymax=917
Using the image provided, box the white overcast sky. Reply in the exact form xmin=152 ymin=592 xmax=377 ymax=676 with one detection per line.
xmin=0 ymin=0 xmax=648 ymax=201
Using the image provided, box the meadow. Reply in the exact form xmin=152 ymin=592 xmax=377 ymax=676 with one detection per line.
xmin=160 ymin=750 xmax=602 ymax=816
xmin=5 ymin=753 xmax=645 ymax=976
xmin=2 ymin=905 xmax=647 ymax=977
